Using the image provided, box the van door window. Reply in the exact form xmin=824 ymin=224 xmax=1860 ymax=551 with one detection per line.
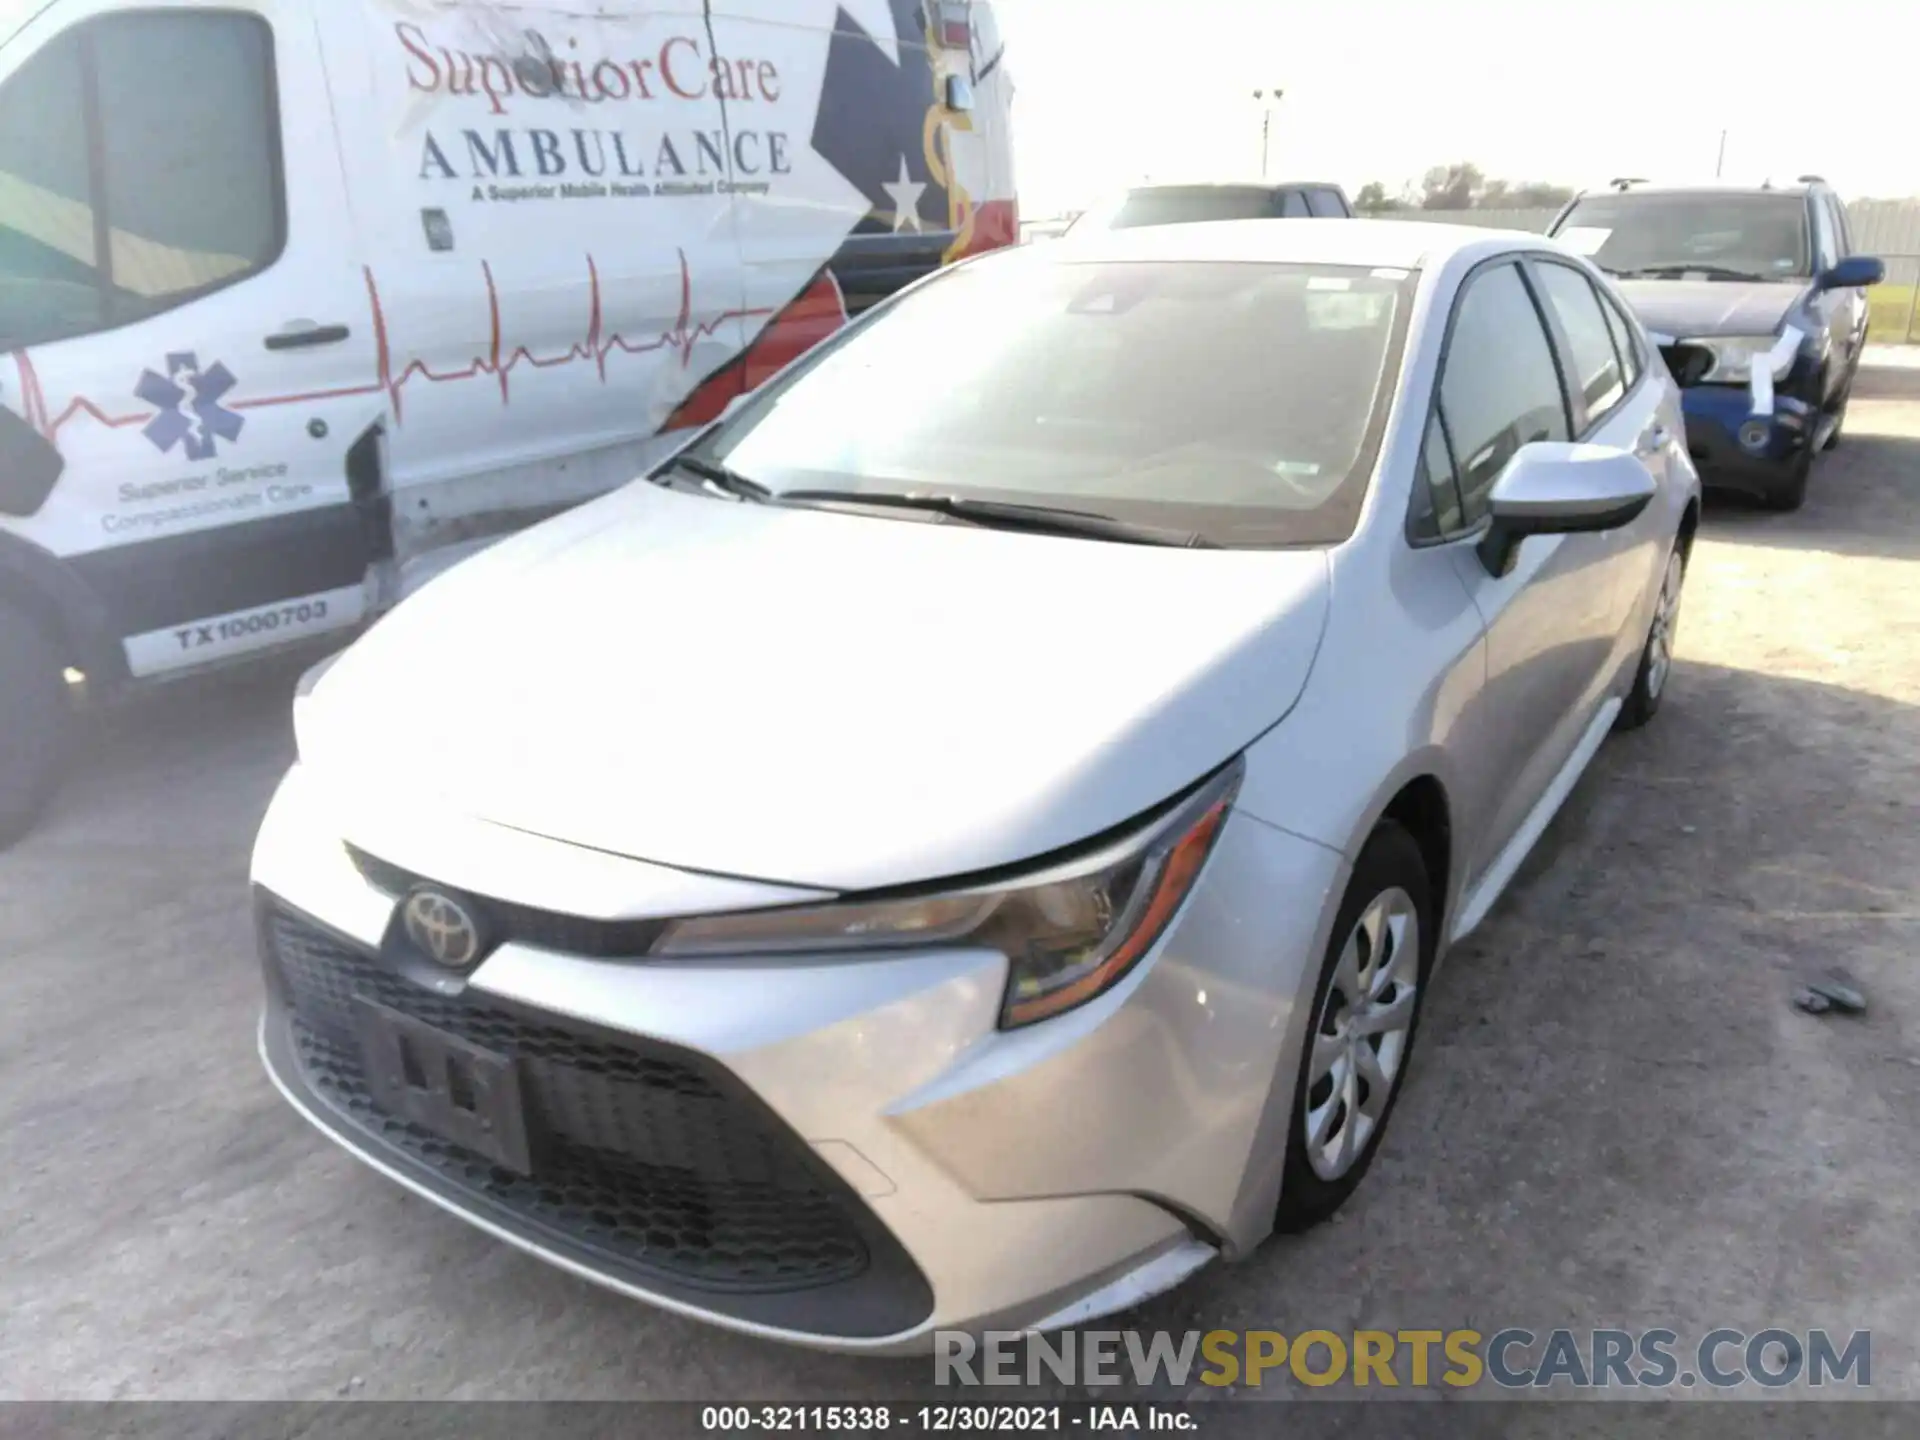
xmin=1277 ymin=190 xmax=1311 ymax=218
xmin=0 ymin=12 xmax=281 ymax=349
xmin=1306 ymin=188 xmax=1347 ymax=217
xmin=0 ymin=30 xmax=100 ymax=346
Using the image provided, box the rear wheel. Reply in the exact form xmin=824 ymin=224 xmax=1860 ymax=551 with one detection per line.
xmin=1274 ymin=821 xmax=1433 ymax=1233
xmin=0 ymin=601 xmax=71 ymax=851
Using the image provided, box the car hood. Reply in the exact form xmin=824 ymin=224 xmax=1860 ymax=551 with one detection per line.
xmin=299 ymin=482 xmax=1332 ymax=893
xmin=1615 ymin=279 xmax=1805 ymax=340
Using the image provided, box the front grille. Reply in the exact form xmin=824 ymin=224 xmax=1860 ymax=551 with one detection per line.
xmin=264 ymin=903 xmax=928 ymax=1327
xmin=345 ymin=845 xmax=667 ymax=958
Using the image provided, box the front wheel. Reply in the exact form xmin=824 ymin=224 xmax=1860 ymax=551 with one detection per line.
xmin=1756 ymin=444 xmax=1812 ymax=513
xmin=1273 ymin=821 xmax=1434 ymax=1233
xmin=0 ymin=601 xmax=71 ymax=851
xmin=1616 ymin=542 xmax=1687 ymax=732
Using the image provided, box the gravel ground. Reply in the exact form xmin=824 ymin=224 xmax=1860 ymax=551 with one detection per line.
xmin=3 ymin=395 xmax=1918 ymax=1402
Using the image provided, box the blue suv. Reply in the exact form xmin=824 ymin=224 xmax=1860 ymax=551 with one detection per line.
xmin=1548 ymin=179 xmax=1883 ymax=511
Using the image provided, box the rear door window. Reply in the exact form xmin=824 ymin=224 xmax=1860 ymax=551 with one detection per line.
xmin=1278 ymin=190 xmax=1311 ymax=218
xmin=1306 ymin=188 xmax=1348 ymax=217
xmin=1531 ymin=260 xmax=1627 ymax=430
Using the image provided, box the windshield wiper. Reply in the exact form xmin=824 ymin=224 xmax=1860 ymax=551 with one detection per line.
xmin=660 ymin=454 xmax=774 ymax=502
xmin=777 ymin=490 xmax=1216 ymax=548
xmin=1614 ymin=264 xmax=1771 ymax=282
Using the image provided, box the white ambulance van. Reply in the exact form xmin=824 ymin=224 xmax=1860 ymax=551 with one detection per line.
xmin=0 ymin=0 xmax=1016 ymax=846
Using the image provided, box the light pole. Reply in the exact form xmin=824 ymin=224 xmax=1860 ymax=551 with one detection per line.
xmin=1715 ymin=129 xmax=1727 ymax=179
xmin=1253 ymin=87 xmax=1284 ymax=180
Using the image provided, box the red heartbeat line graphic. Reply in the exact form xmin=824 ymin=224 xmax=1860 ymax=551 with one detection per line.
xmin=10 ymin=249 xmax=772 ymax=444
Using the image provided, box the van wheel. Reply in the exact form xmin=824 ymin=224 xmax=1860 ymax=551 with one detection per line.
xmin=0 ymin=601 xmax=71 ymax=851
xmin=1273 ymin=821 xmax=1434 ymax=1233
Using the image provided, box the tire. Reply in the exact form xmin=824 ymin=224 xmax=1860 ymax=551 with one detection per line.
xmin=0 ymin=601 xmax=71 ymax=852
xmin=1822 ymin=395 xmax=1848 ymax=452
xmin=1756 ymin=444 xmax=1811 ymax=512
xmin=1616 ymin=542 xmax=1687 ymax=732
xmin=1274 ymin=821 xmax=1434 ymax=1234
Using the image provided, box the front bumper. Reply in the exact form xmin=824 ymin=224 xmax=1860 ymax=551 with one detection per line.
xmin=1677 ymin=383 xmax=1815 ymax=495
xmin=250 ymin=763 xmax=1344 ymax=1352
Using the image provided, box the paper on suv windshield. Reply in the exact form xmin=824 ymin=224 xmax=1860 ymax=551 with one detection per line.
xmin=1557 ymin=226 xmax=1611 ymax=256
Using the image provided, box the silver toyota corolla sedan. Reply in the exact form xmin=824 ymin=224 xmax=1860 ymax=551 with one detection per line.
xmin=253 ymin=219 xmax=1700 ymax=1353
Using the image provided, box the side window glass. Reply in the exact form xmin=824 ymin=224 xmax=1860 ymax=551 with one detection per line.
xmin=92 ymin=14 xmax=281 ymax=326
xmin=1278 ymin=190 xmax=1311 ymax=218
xmin=1411 ymin=407 xmax=1465 ymax=539
xmin=1808 ymin=198 xmax=1836 ymax=272
xmin=1438 ymin=262 xmax=1571 ymax=525
xmin=1599 ymin=290 xmax=1643 ymax=388
xmin=1532 ymin=261 xmax=1625 ymax=428
xmin=1306 ymin=188 xmax=1346 ymax=218
xmin=1824 ymin=197 xmax=1850 ymax=258
xmin=0 ymin=30 xmax=100 ymax=347
xmin=0 ymin=13 xmax=280 ymax=349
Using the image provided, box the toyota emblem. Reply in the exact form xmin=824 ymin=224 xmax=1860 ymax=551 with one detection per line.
xmin=402 ymin=888 xmax=485 ymax=969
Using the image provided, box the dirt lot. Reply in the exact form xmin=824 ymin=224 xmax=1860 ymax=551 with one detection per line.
xmin=3 ymin=394 xmax=1918 ymax=1402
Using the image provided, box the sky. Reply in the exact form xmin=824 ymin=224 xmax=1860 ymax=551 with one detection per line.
xmin=993 ymin=0 xmax=1920 ymax=219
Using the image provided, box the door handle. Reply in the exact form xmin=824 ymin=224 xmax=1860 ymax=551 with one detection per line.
xmin=265 ymin=322 xmax=351 ymax=351
xmin=1634 ymin=424 xmax=1671 ymax=458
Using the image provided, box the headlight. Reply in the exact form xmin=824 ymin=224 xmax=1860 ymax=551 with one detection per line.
xmin=1687 ymin=333 xmax=1797 ymax=384
xmin=655 ymin=761 xmax=1242 ymax=1029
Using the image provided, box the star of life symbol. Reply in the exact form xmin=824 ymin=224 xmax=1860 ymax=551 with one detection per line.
xmin=136 ymin=352 xmax=244 ymax=461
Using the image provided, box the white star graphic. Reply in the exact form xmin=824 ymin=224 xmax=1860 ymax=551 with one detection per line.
xmin=881 ymin=157 xmax=926 ymax=233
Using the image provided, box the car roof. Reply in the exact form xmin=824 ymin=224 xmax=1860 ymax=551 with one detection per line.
xmin=1048 ymin=217 xmax=1538 ymax=271
xmin=1122 ymin=180 xmax=1347 ymax=195
xmin=1578 ymin=181 xmax=1819 ymax=199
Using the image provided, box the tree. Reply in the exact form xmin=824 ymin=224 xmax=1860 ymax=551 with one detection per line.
xmin=1419 ymin=162 xmax=1482 ymax=211
xmin=1354 ymin=181 xmax=1407 ymax=214
xmin=1508 ymin=181 xmax=1575 ymax=209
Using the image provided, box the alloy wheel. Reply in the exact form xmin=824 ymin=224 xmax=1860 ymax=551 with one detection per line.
xmin=1304 ymin=886 xmax=1420 ymax=1182
xmin=1645 ymin=551 xmax=1685 ymax=700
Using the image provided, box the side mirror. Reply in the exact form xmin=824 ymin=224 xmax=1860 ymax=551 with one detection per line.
xmin=945 ymin=73 xmax=974 ymax=112
xmin=1477 ymin=442 xmax=1655 ymax=578
xmin=1817 ymin=255 xmax=1885 ymax=290
xmin=0 ymin=406 xmax=64 ymax=518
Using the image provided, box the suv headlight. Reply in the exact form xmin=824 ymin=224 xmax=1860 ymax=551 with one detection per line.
xmin=1687 ymin=333 xmax=1797 ymax=384
xmin=655 ymin=761 xmax=1242 ymax=1029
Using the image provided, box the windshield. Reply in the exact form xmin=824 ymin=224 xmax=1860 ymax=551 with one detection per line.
xmin=1553 ymin=192 xmax=1811 ymax=280
xmin=1100 ymin=189 xmax=1278 ymax=230
xmin=691 ymin=255 xmax=1412 ymax=548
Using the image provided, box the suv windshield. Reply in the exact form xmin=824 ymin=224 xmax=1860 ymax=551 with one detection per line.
xmin=1554 ymin=192 xmax=1811 ymax=280
xmin=690 ymin=254 xmax=1413 ymax=548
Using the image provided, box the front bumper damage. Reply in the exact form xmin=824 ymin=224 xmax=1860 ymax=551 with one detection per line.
xmin=1657 ymin=327 xmax=1825 ymax=496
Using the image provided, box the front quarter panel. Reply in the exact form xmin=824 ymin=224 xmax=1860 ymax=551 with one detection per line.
xmin=1234 ymin=528 xmax=1488 ymax=945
